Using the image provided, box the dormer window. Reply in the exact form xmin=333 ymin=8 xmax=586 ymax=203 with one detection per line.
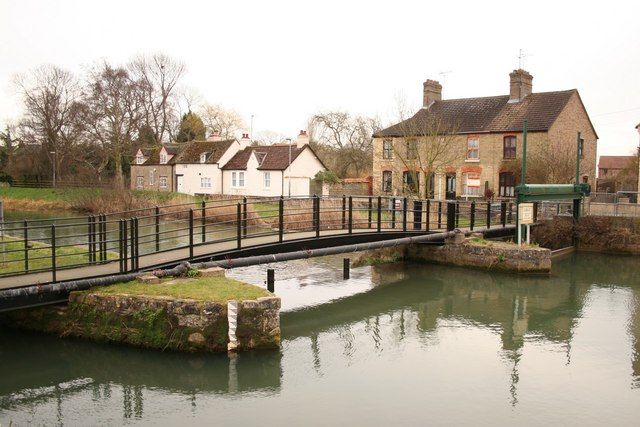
xmin=200 ymin=152 xmax=208 ymax=164
xmin=160 ymin=152 xmax=168 ymax=164
xmin=136 ymin=154 xmax=144 ymax=165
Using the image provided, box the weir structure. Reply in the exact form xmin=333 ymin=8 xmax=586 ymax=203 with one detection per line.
xmin=515 ymin=120 xmax=591 ymax=244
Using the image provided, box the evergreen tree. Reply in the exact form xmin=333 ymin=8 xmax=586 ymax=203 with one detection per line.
xmin=176 ymin=111 xmax=206 ymax=142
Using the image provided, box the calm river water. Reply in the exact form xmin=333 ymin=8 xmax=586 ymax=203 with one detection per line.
xmin=1 ymin=252 xmax=640 ymax=425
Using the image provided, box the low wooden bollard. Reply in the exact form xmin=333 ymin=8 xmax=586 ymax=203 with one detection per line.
xmin=343 ymin=258 xmax=350 ymax=280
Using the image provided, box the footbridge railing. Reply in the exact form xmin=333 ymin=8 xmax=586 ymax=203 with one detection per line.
xmin=0 ymin=196 xmax=518 ymax=283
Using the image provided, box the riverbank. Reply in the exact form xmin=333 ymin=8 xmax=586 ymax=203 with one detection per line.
xmin=0 ymin=187 xmax=195 ymax=214
xmin=1 ymin=270 xmax=281 ymax=352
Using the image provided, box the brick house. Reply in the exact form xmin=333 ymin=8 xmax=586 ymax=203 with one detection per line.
xmin=597 ymin=156 xmax=638 ymax=193
xmin=372 ymin=69 xmax=598 ymax=200
xmin=130 ymin=143 xmax=181 ymax=191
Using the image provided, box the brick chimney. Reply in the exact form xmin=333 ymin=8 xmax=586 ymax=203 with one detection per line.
xmin=296 ymin=130 xmax=309 ymax=148
xmin=240 ymin=132 xmax=250 ymax=147
xmin=509 ymin=69 xmax=533 ymax=102
xmin=423 ymin=79 xmax=442 ymax=107
xmin=207 ymin=130 xmax=222 ymax=142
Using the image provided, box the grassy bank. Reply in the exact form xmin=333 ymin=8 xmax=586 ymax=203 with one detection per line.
xmin=93 ymin=276 xmax=270 ymax=303
xmin=0 ymin=186 xmax=195 ymax=214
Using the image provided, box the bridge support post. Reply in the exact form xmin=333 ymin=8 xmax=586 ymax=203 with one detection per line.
xmin=446 ymin=201 xmax=455 ymax=231
xmin=368 ymin=197 xmax=373 ymax=229
xmin=348 ymin=196 xmax=353 ymax=234
xmin=88 ymin=216 xmax=94 ymax=264
xmin=155 ymin=206 xmax=160 ymax=252
xmin=123 ymin=218 xmax=128 ymax=272
xmin=437 ymin=201 xmax=442 ymax=229
xmin=236 ymin=203 xmax=242 ymax=250
xmin=343 ymin=258 xmax=350 ymax=280
xmin=391 ymin=197 xmax=396 ymax=229
xmin=201 ymin=200 xmax=206 ymax=243
xmin=278 ymin=197 xmax=284 ymax=242
xmin=470 ymin=201 xmax=476 ymax=231
xmin=501 ymin=201 xmax=507 ymax=227
xmin=23 ymin=219 xmax=29 ymax=272
xmin=134 ymin=217 xmax=139 ymax=270
xmin=341 ymin=195 xmax=346 ymax=230
xmin=426 ymin=200 xmax=431 ymax=232
xmin=267 ymin=269 xmax=275 ymax=293
xmin=242 ymin=197 xmax=248 ymax=237
xmin=100 ymin=214 xmax=107 ymax=263
xmin=189 ymin=209 xmax=194 ymax=259
xmin=413 ymin=199 xmax=423 ymax=231
xmin=377 ymin=196 xmax=382 ymax=232
xmin=486 ymin=201 xmax=491 ymax=229
xmin=118 ymin=219 xmax=124 ymax=273
xmin=51 ymin=224 xmax=56 ymax=283
xmin=130 ymin=219 xmax=135 ymax=271
xmin=314 ymin=195 xmax=320 ymax=238
xmin=402 ymin=198 xmax=407 ymax=232
xmin=455 ymin=202 xmax=460 ymax=228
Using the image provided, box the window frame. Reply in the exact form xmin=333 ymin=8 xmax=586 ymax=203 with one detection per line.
xmin=466 ymin=137 xmax=479 ymax=160
xmin=136 ymin=176 xmax=144 ymax=189
xmin=200 ymin=177 xmax=212 ymax=189
xmin=498 ymin=172 xmax=516 ymax=197
xmin=406 ymin=139 xmax=418 ymax=160
xmin=383 ymin=140 xmax=393 ymax=159
xmin=149 ymin=170 xmax=155 ymax=186
xmin=402 ymin=171 xmax=419 ymax=193
xmin=382 ymin=171 xmax=392 ymax=193
xmin=136 ymin=154 xmax=144 ymax=165
xmin=232 ymin=172 xmax=237 ymax=187
xmin=238 ymin=171 xmax=245 ymax=187
xmin=159 ymin=176 xmax=168 ymax=189
xmin=503 ymin=136 xmax=516 ymax=159
xmin=264 ymin=171 xmax=271 ymax=188
xmin=462 ymin=172 xmax=481 ymax=196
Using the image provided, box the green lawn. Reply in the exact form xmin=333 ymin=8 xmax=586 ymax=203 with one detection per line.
xmin=0 ymin=235 xmax=117 ymax=274
xmin=93 ymin=276 xmax=270 ymax=303
xmin=0 ymin=186 xmax=194 ymax=205
xmin=251 ymin=202 xmax=280 ymax=221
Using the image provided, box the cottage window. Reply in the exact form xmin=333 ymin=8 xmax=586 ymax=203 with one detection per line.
xmin=402 ymin=171 xmax=419 ymax=194
xmin=383 ymin=140 xmax=393 ymax=159
xmin=467 ymin=138 xmax=479 ymax=160
xmin=136 ymin=154 xmax=144 ymax=165
xmin=159 ymin=176 xmax=168 ymax=189
xmin=149 ymin=170 xmax=155 ymax=185
xmin=200 ymin=177 xmax=212 ymax=188
xmin=463 ymin=172 xmax=481 ymax=196
xmin=503 ymin=136 xmax=516 ymax=159
xmin=382 ymin=171 xmax=392 ymax=193
xmin=136 ymin=176 xmax=144 ymax=189
xmin=200 ymin=153 xmax=208 ymax=164
xmin=264 ymin=171 xmax=271 ymax=188
xmin=499 ymin=172 xmax=515 ymax=197
xmin=232 ymin=172 xmax=245 ymax=187
xmin=160 ymin=153 xmax=168 ymax=164
xmin=406 ymin=140 xmax=418 ymax=160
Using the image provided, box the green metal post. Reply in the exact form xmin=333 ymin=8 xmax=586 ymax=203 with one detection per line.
xmin=574 ymin=131 xmax=582 ymax=221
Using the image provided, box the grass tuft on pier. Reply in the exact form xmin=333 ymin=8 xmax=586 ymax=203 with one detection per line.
xmin=93 ymin=276 xmax=270 ymax=303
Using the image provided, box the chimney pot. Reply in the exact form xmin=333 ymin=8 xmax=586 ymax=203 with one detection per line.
xmin=423 ymin=79 xmax=442 ymax=107
xmin=509 ymin=69 xmax=533 ymax=102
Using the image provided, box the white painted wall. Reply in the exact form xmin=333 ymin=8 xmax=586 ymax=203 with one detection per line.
xmin=221 ymin=146 xmax=325 ymax=197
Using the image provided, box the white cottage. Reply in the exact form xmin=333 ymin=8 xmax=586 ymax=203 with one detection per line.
xmin=221 ymin=131 xmax=326 ymax=197
xmin=171 ymin=133 xmax=249 ymax=195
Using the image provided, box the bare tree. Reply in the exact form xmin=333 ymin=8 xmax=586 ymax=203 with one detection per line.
xmin=14 ymin=65 xmax=84 ymax=181
xmin=199 ymin=103 xmax=246 ymax=139
xmin=129 ymin=53 xmax=185 ymax=144
xmin=83 ymin=62 xmax=143 ymax=188
xmin=310 ymin=111 xmax=381 ymax=177
xmin=253 ymin=129 xmax=286 ymax=145
xmin=388 ymin=104 xmax=460 ymax=198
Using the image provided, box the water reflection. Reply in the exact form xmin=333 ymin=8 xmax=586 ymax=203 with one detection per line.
xmin=1 ymin=253 xmax=640 ymax=424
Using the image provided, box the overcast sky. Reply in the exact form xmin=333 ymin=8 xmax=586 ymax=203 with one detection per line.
xmin=1 ymin=0 xmax=639 ymax=157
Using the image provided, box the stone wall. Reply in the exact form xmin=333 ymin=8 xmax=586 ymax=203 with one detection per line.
xmin=2 ymin=291 xmax=281 ymax=353
xmin=406 ymin=239 xmax=551 ymax=274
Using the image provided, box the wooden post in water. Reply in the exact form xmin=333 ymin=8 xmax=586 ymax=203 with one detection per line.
xmin=267 ymin=269 xmax=275 ymax=293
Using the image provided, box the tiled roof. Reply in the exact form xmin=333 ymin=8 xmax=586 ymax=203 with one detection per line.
xmin=598 ymin=156 xmax=635 ymax=170
xmin=171 ymin=139 xmax=236 ymax=164
xmin=375 ymin=90 xmax=582 ymax=137
xmin=222 ymin=145 xmax=310 ymax=170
